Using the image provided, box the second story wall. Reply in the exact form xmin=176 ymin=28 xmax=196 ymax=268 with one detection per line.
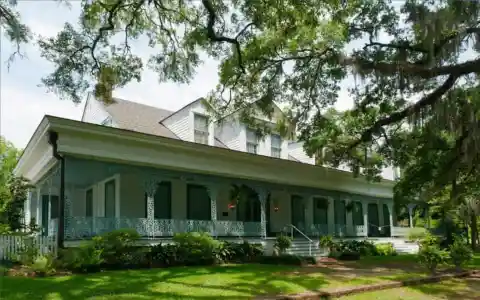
xmin=82 ymin=97 xmax=116 ymax=127
xmin=215 ymin=115 xmax=243 ymax=150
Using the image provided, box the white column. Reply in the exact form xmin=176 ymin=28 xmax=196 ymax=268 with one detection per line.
xmin=48 ymin=181 xmax=52 ymax=236
xmin=208 ymin=122 xmax=215 ymax=146
xmin=24 ymin=190 xmax=32 ymax=230
xmin=327 ymin=198 xmax=335 ymax=235
xmin=408 ymin=204 xmax=416 ymax=228
xmin=346 ymin=199 xmax=353 ymax=236
xmin=256 ymin=188 xmax=268 ymax=239
xmin=36 ymin=188 xmax=42 ymax=229
xmin=304 ymin=196 xmax=314 ymax=235
xmin=207 ymin=185 xmax=218 ymax=236
xmin=362 ymin=202 xmax=369 ymax=237
xmin=387 ymin=203 xmax=394 ymax=237
xmin=144 ymin=179 xmax=157 ymax=239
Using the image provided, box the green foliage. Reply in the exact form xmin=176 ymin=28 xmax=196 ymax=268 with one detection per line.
xmin=274 ymin=235 xmax=292 ymax=254
xmin=92 ymin=228 xmax=140 ymax=266
xmin=30 ymin=254 xmax=54 ymax=277
xmin=173 ymin=232 xmax=222 ymax=265
xmin=334 ymin=240 xmax=378 ymax=257
xmin=17 ymin=238 xmax=39 ymax=266
xmin=408 ymin=227 xmax=428 ymax=242
xmin=56 ymin=245 xmax=104 ymax=273
xmin=319 ymin=235 xmax=335 ymax=251
xmin=419 ymin=233 xmax=440 ymax=248
xmin=375 ymin=243 xmax=397 ymax=257
xmin=418 ymin=244 xmax=449 ymax=274
xmin=448 ymin=237 xmax=473 ymax=271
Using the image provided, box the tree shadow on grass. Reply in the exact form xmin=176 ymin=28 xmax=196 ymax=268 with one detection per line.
xmin=0 ymin=264 xmax=334 ymax=300
xmin=406 ymin=277 xmax=480 ymax=300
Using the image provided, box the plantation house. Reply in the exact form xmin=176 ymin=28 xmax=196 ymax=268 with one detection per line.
xmin=14 ymin=97 xmax=407 ymax=251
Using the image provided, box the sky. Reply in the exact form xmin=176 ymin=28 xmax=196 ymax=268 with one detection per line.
xmin=0 ymin=1 xmax=367 ymax=149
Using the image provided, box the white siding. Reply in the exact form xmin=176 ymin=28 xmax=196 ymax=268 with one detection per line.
xmin=215 ymin=116 xmax=243 ymax=151
xmin=288 ymin=142 xmax=315 ymax=164
xmin=82 ymin=97 xmax=114 ymax=126
xmin=162 ymin=101 xmax=211 ymax=142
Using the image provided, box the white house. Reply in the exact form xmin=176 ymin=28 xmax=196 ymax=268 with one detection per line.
xmin=14 ymin=96 xmax=403 ymax=250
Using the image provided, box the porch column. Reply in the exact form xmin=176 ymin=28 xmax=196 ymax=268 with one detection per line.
xmin=144 ymin=179 xmax=158 ymax=239
xmin=345 ymin=199 xmax=353 ymax=236
xmin=387 ymin=202 xmax=394 ymax=237
xmin=362 ymin=202 xmax=369 ymax=237
xmin=304 ymin=196 xmax=314 ymax=235
xmin=24 ymin=190 xmax=32 ymax=230
xmin=36 ymin=187 xmax=42 ymax=228
xmin=206 ymin=185 xmax=218 ymax=237
xmin=408 ymin=204 xmax=416 ymax=228
xmin=327 ymin=198 xmax=335 ymax=235
xmin=48 ymin=181 xmax=52 ymax=237
xmin=256 ymin=188 xmax=268 ymax=239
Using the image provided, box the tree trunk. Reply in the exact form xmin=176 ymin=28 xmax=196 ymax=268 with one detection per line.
xmin=471 ymin=214 xmax=477 ymax=251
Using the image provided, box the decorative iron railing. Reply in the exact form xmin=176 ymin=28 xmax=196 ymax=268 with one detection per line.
xmin=59 ymin=217 xmax=263 ymax=240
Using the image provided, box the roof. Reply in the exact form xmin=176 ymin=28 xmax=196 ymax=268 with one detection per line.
xmin=102 ymin=98 xmax=179 ymax=139
xmin=102 ymin=98 xmax=227 ymax=148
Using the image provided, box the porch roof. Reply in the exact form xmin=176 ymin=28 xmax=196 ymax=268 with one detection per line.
xmin=14 ymin=115 xmax=394 ymax=198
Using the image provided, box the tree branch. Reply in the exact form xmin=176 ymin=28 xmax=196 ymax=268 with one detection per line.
xmin=201 ymin=0 xmax=246 ymax=73
xmin=348 ymin=74 xmax=458 ymax=150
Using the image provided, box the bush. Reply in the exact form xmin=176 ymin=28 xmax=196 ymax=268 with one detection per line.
xmin=333 ymin=240 xmax=377 ymax=257
xmin=419 ymin=233 xmax=440 ymax=248
xmin=92 ymin=229 xmax=140 ymax=266
xmin=57 ymin=244 xmax=104 ymax=273
xmin=30 ymin=254 xmax=54 ymax=276
xmin=148 ymin=243 xmax=180 ymax=267
xmin=257 ymin=254 xmax=315 ymax=265
xmin=220 ymin=241 xmax=264 ymax=262
xmin=418 ymin=244 xmax=448 ymax=274
xmin=173 ymin=232 xmax=221 ymax=265
xmin=449 ymin=237 xmax=473 ymax=271
xmin=408 ymin=227 xmax=428 ymax=242
xmin=274 ymin=235 xmax=292 ymax=254
xmin=375 ymin=243 xmax=397 ymax=256
xmin=319 ymin=235 xmax=336 ymax=252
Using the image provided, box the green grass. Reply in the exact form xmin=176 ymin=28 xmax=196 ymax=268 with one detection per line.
xmin=0 ymin=253 xmax=478 ymax=300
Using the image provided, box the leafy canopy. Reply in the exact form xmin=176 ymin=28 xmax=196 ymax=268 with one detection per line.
xmin=4 ymin=0 xmax=480 ymax=198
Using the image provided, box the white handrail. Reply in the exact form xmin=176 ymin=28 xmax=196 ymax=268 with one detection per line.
xmin=287 ymin=224 xmax=313 ymax=256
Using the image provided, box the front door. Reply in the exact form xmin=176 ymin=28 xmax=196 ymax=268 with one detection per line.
xmin=291 ymin=195 xmax=305 ymax=234
xmin=187 ymin=184 xmax=211 ymax=220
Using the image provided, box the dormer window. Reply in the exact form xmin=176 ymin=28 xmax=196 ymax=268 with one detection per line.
xmin=194 ymin=114 xmax=209 ymax=144
xmin=246 ymin=129 xmax=259 ymax=154
xmin=101 ymin=116 xmax=113 ymax=126
xmin=271 ymin=134 xmax=282 ymax=158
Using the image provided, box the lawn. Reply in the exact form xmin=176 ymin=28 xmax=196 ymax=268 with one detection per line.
xmin=0 ymin=254 xmax=478 ymax=300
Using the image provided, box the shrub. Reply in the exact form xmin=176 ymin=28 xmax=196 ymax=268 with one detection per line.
xmin=221 ymin=241 xmax=264 ymax=262
xmin=319 ymin=235 xmax=336 ymax=252
xmin=30 ymin=254 xmax=54 ymax=276
xmin=333 ymin=240 xmax=377 ymax=257
xmin=419 ymin=233 xmax=440 ymax=248
xmin=375 ymin=243 xmax=397 ymax=256
xmin=148 ymin=243 xmax=180 ymax=267
xmin=57 ymin=244 xmax=104 ymax=273
xmin=408 ymin=227 xmax=428 ymax=242
xmin=173 ymin=232 xmax=221 ymax=265
xmin=92 ymin=229 xmax=140 ymax=266
xmin=418 ymin=244 xmax=448 ymax=274
xmin=274 ymin=235 xmax=292 ymax=254
xmin=448 ymin=237 xmax=473 ymax=272
xmin=17 ymin=238 xmax=39 ymax=266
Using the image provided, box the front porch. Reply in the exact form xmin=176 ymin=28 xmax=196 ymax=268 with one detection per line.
xmin=26 ymin=156 xmax=398 ymax=242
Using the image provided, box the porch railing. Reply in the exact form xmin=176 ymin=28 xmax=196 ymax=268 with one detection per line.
xmin=60 ymin=217 xmax=263 ymax=240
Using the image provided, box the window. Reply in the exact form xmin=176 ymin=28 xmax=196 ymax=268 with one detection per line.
xmin=104 ymin=179 xmax=116 ymax=217
xmin=246 ymin=129 xmax=259 ymax=154
xmin=194 ymin=114 xmax=209 ymax=144
xmin=101 ymin=116 xmax=113 ymax=126
xmin=271 ymin=134 xmax=282 ymax=158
